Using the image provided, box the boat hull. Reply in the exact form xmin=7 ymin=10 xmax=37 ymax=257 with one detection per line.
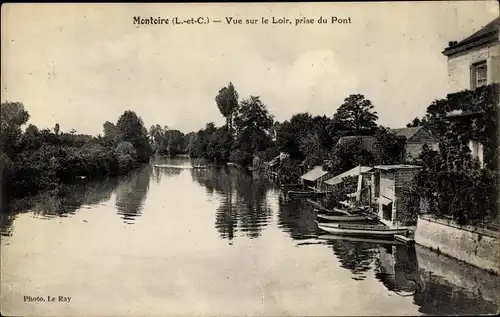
xmin=318 ymin=224 xmax=409 ymax=238
xmin=317 ymin=214 xmax=370 ymax=222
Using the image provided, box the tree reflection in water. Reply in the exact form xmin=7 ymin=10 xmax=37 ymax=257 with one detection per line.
xmin=152 ymin=164 xmax=182 ymax=184
xmin=115 ymin=165 xmax=152 ymax=224
xmin=0 ymin=177 xmax=120 ymax=235
xmin=325 ymin=238 xmax=378 ymax=281
xmin=277 ymin=198 xmax=318 ymax=241
xmin=191 ymin=167 xmax=272 ymax=240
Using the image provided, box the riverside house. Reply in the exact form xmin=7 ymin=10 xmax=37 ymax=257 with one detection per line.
xmin=371 ymin=165 xmax=422 ymax=228
xmin=442 ymin=16 xmax=500 ymax=167
xmin=389 ymin=127 xmax=438 ymax=161
xmin=322 ymin=165 xmax=373 ymax=205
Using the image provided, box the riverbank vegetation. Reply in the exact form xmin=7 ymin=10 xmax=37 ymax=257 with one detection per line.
xmin=1 ymin=102 xmax=153 ymax=202
xmin=404 ymin=84 xmax=499 ymax=226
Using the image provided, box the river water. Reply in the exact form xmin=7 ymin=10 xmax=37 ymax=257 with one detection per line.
xmin=1 ymin=157 xmax=499 ymax=316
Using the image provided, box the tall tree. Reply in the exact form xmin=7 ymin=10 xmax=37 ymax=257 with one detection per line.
xmin=332 ymin=94 xmax=379 ymax=134
xmin=116 ymin=110 xmax=152 ymax=163
xmin=215 ymin=82 xmax=239 ymax=133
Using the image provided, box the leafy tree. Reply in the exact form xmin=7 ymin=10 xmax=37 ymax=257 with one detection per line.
xmin=406 ymin=84 xmax=500 ymax=226
xmin=165 ymin=129 xmax=185 ymax=156
xmin=406 ymin=117 xmax=426 ymax=128
xmin=275 ymin=112 xmax=313 ymax=155
xmin=326 ymin=137 xmax=375 ymax=175
xmin=331 ymin=94 xmax=378 ymax=134
xmin=25 ymin=124 xmax=40 ymax=137
xmin=0 ymin=102 xmax=30 ymax=156
xmin=279 ymin=158 xmax=302 ymax=184
xmin=231 ymin=96 xmax=274 ymax=167
xmin=206 ymin=126 xmax=234 ymax=164
xmin=374 ymin=127 xmax=407 ymax=164
xmin=215 ymin=82 xmax=239 ymax=133
xmin=234 ymin=96 xmax=273 ymax=133
xmin=116 ymin=110 xmax=152 ymax=163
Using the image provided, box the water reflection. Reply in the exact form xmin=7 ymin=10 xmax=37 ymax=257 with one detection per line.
xmin=115 ymin=165 xmax=152 ymax=224
xmin=0 ymin=178 xmax=119 ymax=236
xmin=277 ymin=198 xmax=318 ymax=240
xmin=324 ymin=237 xmax=379 ymax=281
xmin=412 ymin=245 xmax=499 ymax=315
xmin=152 ymin=164 xmax=182 ymax=183
xmin=191 ymin=167 xmax=272 ymax=240
xmin=323 ymin=236 xmax=499 ymax=315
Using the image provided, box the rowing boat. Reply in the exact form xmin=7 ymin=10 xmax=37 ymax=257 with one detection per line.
xmin=316 ymin=213 xmax=373 ymax=222
xmin=317 ymin=222 xmax=409 ymax=238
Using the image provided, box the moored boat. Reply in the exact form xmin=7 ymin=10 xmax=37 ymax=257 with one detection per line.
xmin=317 ymin=222 xmax=410 ymax=238
xmin=316 ymin=213 xmax=374 ymax=222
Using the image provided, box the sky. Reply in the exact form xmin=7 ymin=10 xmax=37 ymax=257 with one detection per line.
xmin=1 ymin=2 xmax=499 ymax=136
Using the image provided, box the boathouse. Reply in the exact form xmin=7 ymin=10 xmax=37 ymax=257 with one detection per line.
xmin=372 ymin=165 xmax=422 ymax=228
xmin=323 ymin=166 xmax=373 ymax=204
xmin=299 ymin=165 xmax=331 ymax=192
xmin=389 ymin=127 xmax=438 ymax=161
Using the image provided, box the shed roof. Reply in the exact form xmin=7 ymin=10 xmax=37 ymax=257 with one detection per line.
xmin=300 ymin=165 xmax=329 ymax=182
xmin=324 ymin=166 xmax=373 ymax=186
xmin=374 ymin=165 xmax=422 ymax=171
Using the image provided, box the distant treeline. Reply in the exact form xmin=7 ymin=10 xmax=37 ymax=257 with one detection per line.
xmin=1 ymin=103 xmax=153 ymax=201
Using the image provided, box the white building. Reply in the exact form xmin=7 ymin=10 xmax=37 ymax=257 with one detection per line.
xmin=442 ymin=15 xmax=500 ymax=167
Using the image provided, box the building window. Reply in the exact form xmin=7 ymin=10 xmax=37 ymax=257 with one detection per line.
xmin=471 ymin=61 xmax=487 ymax=89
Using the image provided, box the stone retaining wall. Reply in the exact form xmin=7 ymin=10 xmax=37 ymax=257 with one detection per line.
xmin=415 ymin=214 xmax=499 ymax=274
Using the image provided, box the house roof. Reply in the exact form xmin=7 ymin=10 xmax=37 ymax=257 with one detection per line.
xmin=390 ymin=127 xmax=422 ymax=140
xmin=300 ymin=165 xmax=329 ymax=181
xmin=374 ymin=165 xmax=422 ymax=171
xmin=336 ymin=135 xmax=377 ymax=151
xmin=324 ymin=166 xmax=373 ymax=186
xmin=442 ymin=16 xmax=500 ymax=57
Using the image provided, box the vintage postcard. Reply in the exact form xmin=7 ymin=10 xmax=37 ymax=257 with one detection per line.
xmin=1 ymin=2 xmax=499 ymax=316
